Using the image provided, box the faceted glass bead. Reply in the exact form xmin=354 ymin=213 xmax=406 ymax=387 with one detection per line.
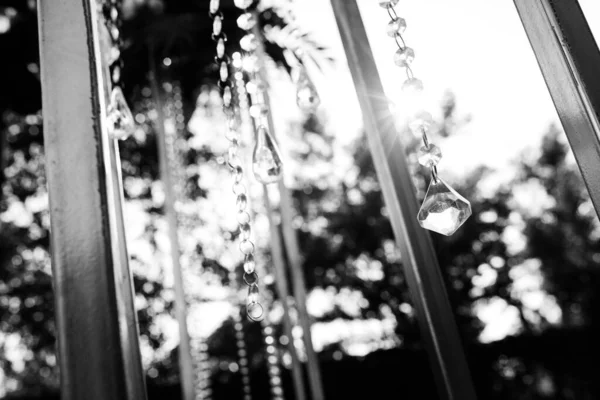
xmin=378 ymin=0 xmax=399 ymax=8
xmin=409 ymin=111 xmax=433 ymax=134
xmin=234 ymin=0 xmax=253 ymax=9
xmin=418 ymin=144 xmax=442 ymax=167
xmin=387 ymin=17 xmax=406 ymax=37
xmin=237 ymin=13 xmax=257 ymax=30
xmin=107 ymin=86 xmax=135 ymax=140
xmin=417 ymin=178 xmax=471 ymax=236
xmin=252 ymin=126 xmax=283 ymax=184
xmin=402 ymin=77 xmax=424 ymax=94
xmin=296 ymin=76 xmax=320 ymax=112
xmin=394 ymin=47 xmax=415 ymax=67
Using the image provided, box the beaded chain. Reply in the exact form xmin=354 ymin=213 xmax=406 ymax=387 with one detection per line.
xmin=380 ymin=0 xmax=472 ymax=236
xmin=378 ymin=0 xmax=441 ymax=181
xmin=209 ymin=0 xmax=264 ymax=321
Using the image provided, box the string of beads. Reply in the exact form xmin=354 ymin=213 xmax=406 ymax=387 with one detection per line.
xmin=380 ymin=0 xmax=472 ymax=236
xmin=209 ymin=0 xmax=264 ymax=321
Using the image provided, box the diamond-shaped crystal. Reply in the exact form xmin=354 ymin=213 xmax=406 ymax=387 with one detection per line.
xmin=387 ymin=17 xmax=406 ymax=37
xmin=418 ymin=144 xmax=442 ymax=167
xmin=418 ymin=178 xmax=471 ymax=236
xmin=394 ymin=47 xmax=415 ymax=67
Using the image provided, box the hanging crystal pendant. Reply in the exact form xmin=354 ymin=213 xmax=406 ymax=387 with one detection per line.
xmin=295 ymin=68 xmax=320 ymax=112
xmin=252 ymin=125 xmax=283 ymax=184
xmin=106 ymin=86 xmax=135 ymax=140
xmin=418 ymin=177 xmax=471 ymax=236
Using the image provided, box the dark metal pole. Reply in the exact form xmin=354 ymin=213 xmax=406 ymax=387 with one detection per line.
xmin=263 ymin=187 xmax=308 ymax=400
xmin=37 ymin=1 xmax=147 ymax=399
xmin=330 ymin=1 xmax=477 ymax=399
xmin=149 ymin=64 xmax=195 ymax=400
xmin=513 ymin=0 xmax=600 ymax=219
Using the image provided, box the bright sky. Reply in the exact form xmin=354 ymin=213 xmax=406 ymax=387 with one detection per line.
xmin=293 ymin=0 xmax=600 ymax=178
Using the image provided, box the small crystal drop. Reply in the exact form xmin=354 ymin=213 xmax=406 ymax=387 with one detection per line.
xmin=107 ymin=86 xmax=135 ymax=140
xmin=209 ymin=0 xmax=220 ymax=15
xmin=247 ymin=284 xmax=259 ymax=304
xmin=418 ymin=144 xmax=442 ymax=167
xmin=213 ymin=15 xmax=222 ymax=36
xmin=394 ymin=47 xmax=415 ymax=67
xmin=216 ymin=38 xmax=225 ymax=59
xmin=249 ymin=103 xmax=269 ymax=118
xmin=237 ymin=13 xmax=257 ymax=30
xmin=108 ymin=47 xmax=120 ymax=65
xmin=402 ymin=77 xmax=424 ymax=94
xmin=252 ymin=126 xmax=283 ymax=184
xmin=243 ymin=254 xmax=256 ymax=274
xmin=417 ymin=178 xmax=471 ymax=236
xmin=378 ymin=0 xmax=399 ymax=8
xmin=240 ymin=34 xmax=258 ymax=51
xmin=296 ymin=77 xmax=320 ymax=112
xmin=234 ymin=0 xmax=253 ymax=10
xmin=387 ymin=17 xmax=406 ymax=37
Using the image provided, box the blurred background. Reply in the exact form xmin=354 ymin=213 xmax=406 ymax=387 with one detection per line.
xmin=1 ymin=0 xmax=600 ymax=399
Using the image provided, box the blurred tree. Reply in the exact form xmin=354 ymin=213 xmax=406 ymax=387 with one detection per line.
xmin=1 ymin=1 xmax=600 ymax=400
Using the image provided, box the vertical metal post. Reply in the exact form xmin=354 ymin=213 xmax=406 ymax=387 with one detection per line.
xmin=37 ymin=1 xmax=147 ymax=400
xmin=149 ymin=65 xmax=195 ymax=400
xmin=252 ymin=18 xmax=326 ymax=400
xmin=513 ymin=0 xmax=600 ymax=218
xmin=277 ymin=182 xmax=325 ymax=400
xmin=263 ymin=188 xmax=308 ymax=400
xmin=330 ymin=1 xmax=477 ymax=399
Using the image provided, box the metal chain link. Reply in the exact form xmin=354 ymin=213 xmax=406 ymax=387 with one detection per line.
xmin=383 ymin=2 xmax=439 ymax=181
xmin=210 ymin=0 xmax=263 ymax=321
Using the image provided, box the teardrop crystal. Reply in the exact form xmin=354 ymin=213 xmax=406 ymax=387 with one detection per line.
xmin=417 ymin=178 xmax=471 ymax=236
xmin=107 ymin=86 xmax=135 ymax=140
xmin=296 ymin=79 xmax=320 ymax=113
xmin=252 ymin=126 xmax=283 ymax=184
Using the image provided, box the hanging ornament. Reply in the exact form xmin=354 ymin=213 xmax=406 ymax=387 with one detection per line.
xmin=107 ymin=86 xmax=135 ymax=139
xmin=235 ymin=3 xmax=284 ymax=185
xmin=252 ymin=125 xmax=283 ymax=184
xmin=295 ymin=66 xmax=320 ymax=113
xmin=417 ymin=177 xmax=472 ymax=236
xmin=381 ymin=2 xmax=471 ymax=235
